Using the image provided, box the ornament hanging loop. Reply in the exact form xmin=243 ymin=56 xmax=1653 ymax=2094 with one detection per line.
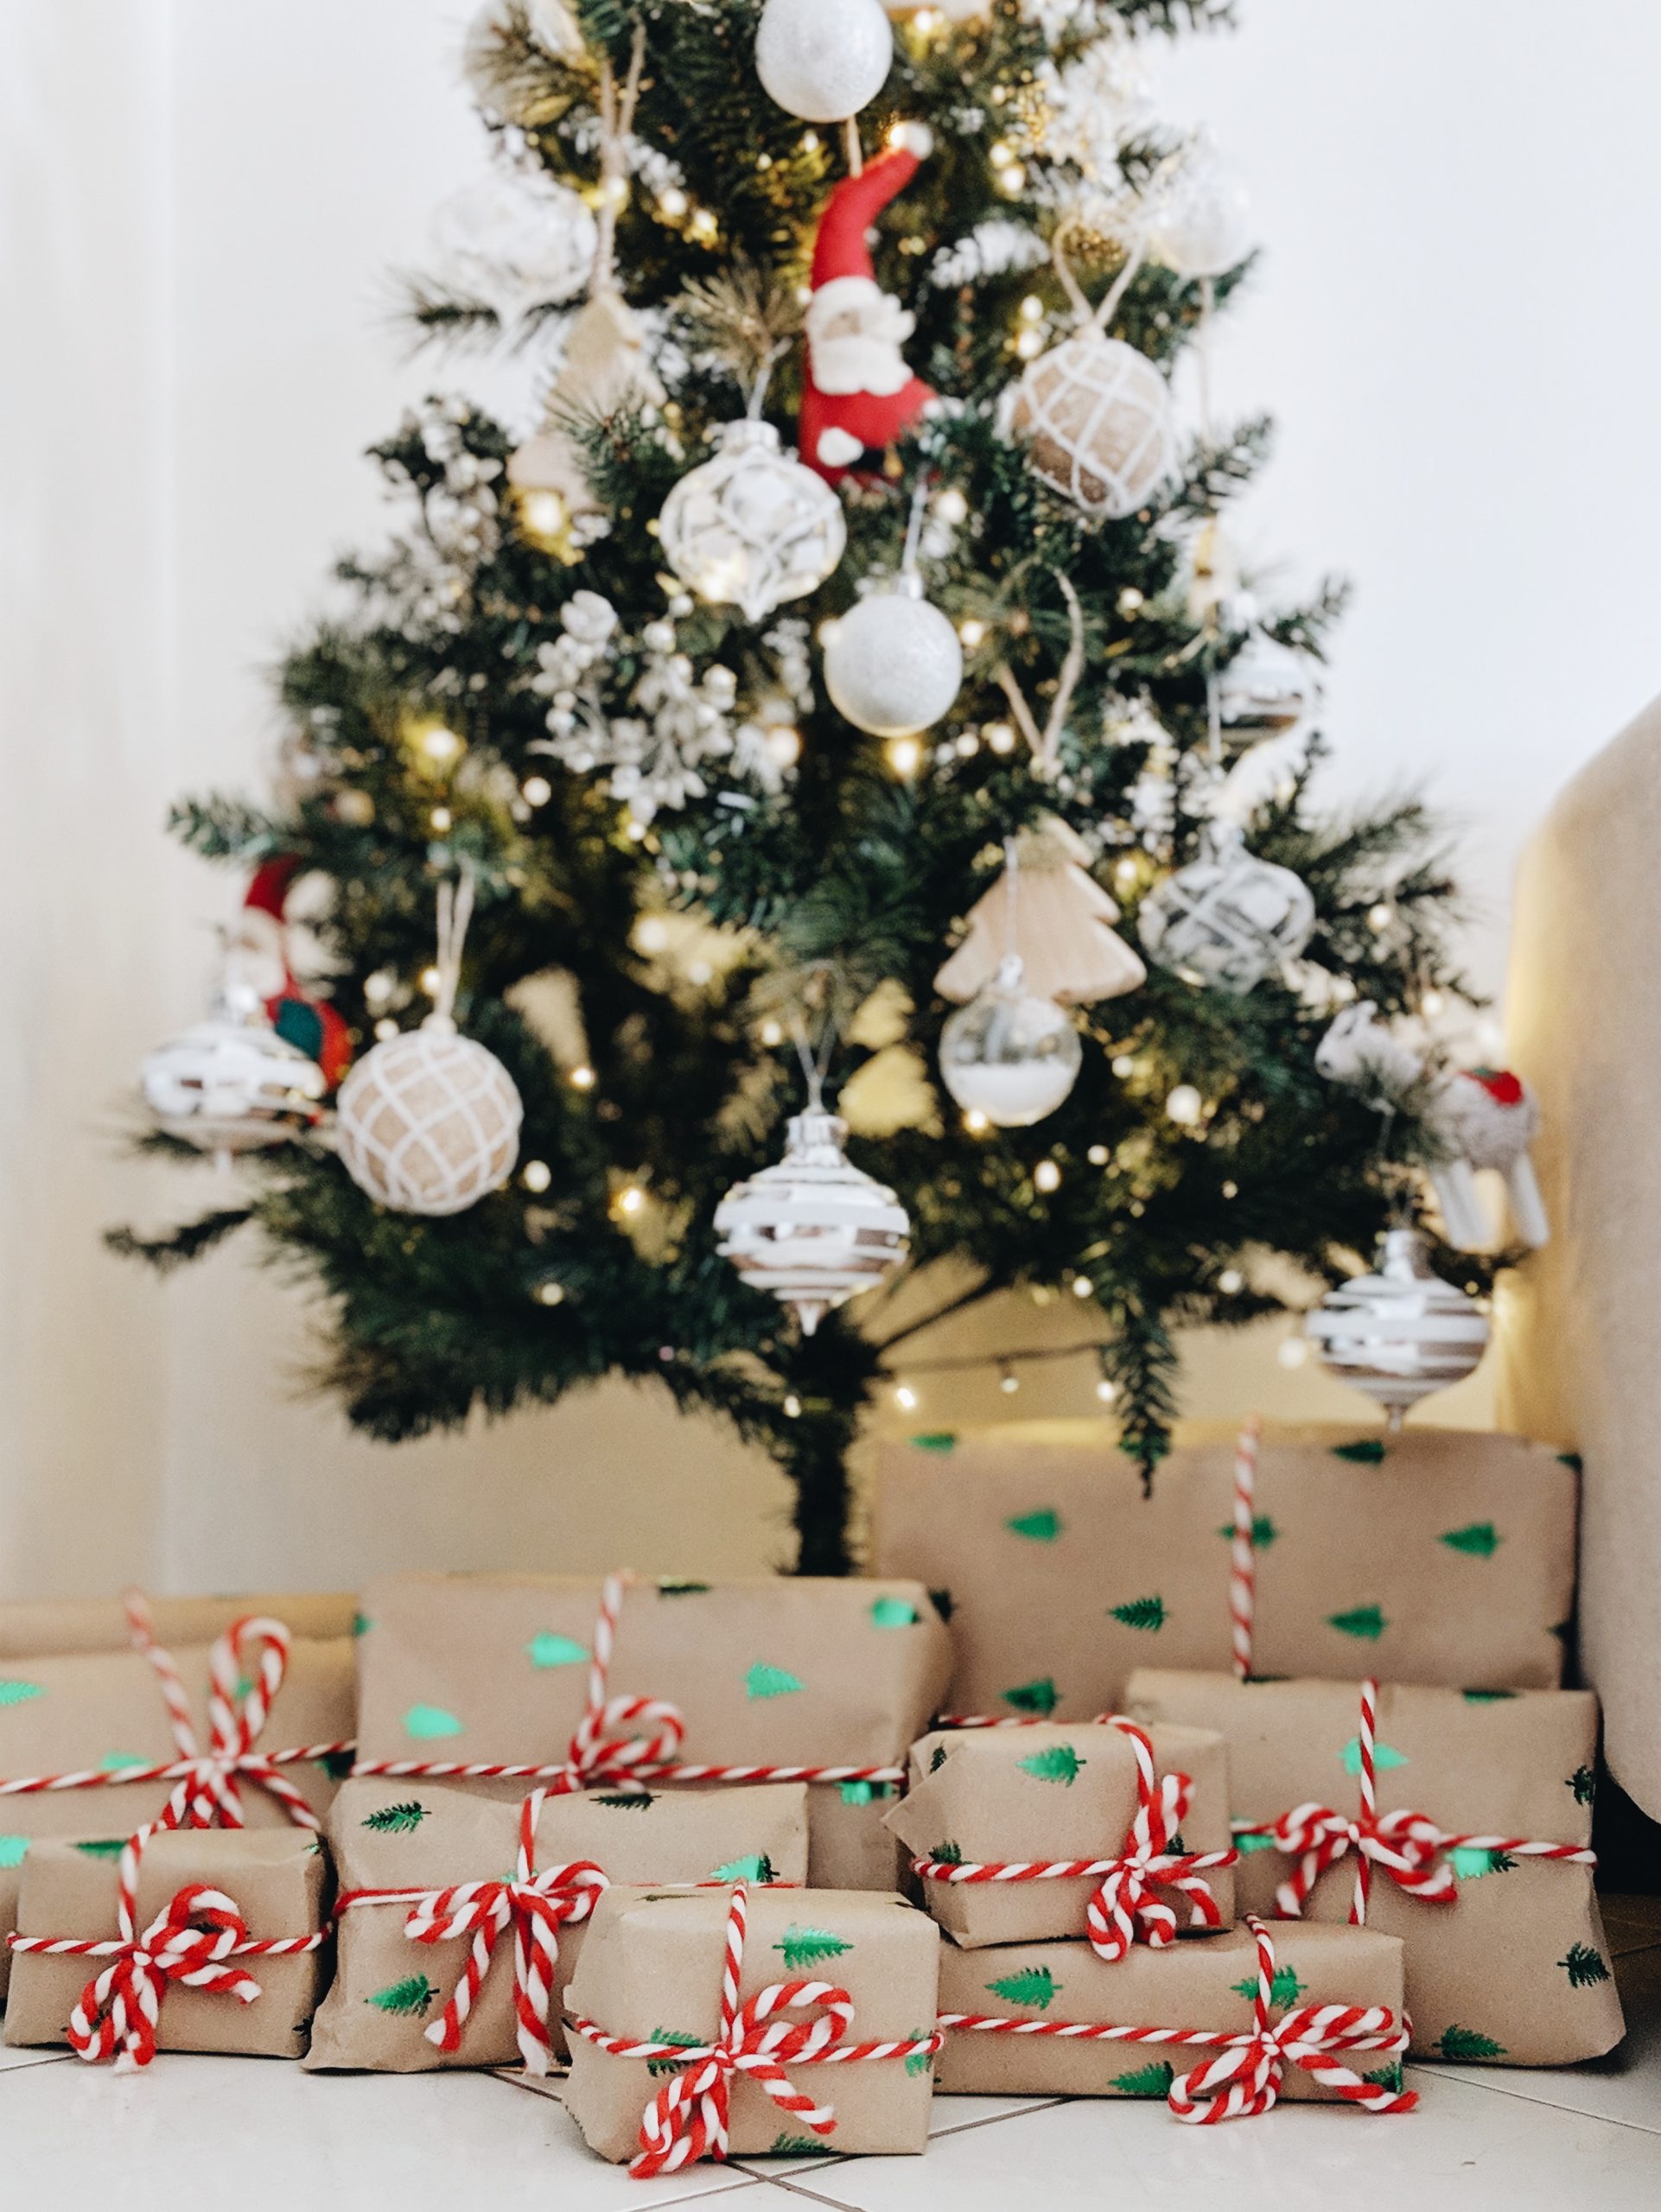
xmin=590 ymin=22 xmax=647 ymax=298
xmin=427 ymin=867 xmax=477 ymax=1034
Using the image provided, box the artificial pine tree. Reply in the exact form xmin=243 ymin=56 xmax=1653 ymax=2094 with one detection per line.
xmin=122 ymin=0 xmax=1487 ymax=1572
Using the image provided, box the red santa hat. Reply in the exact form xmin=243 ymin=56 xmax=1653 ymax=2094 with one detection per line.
xmin=239 ymin=858 xmax=353 ymax=1088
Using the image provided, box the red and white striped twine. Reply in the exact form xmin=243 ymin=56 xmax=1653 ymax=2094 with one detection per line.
xmin=1229 ymin=1413 xmax=1262 ymax=1681
xmin=6 ymin=1821 xmax=326 ymax=2071
xmin=938 ymin=1915 xmax=1416 ymax=2126
xmin=912 ymin=1716 xmax=1235 ymax=1962
xmin=566 ymin=1882 xmax=943 ymax=2178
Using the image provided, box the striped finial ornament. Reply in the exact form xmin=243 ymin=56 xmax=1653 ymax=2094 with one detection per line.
xmin=1304 ymin=1228 xmax=1489 ymax=1423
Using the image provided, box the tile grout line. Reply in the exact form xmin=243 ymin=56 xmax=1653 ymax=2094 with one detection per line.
xmin=1404 ymin=2067 xmax=1661 ymax=2141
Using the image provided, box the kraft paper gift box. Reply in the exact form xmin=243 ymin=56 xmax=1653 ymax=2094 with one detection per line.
xmin=4 ymin=1827 xmax=329 ymax=2061
xmin=887 ymin=1719 xmax=1236 ymax=1949
xmin=1126 ymin=1670 xmax=1626 ymax=2066
xmin=871 ymin=1425 xmax=1576 ymax=1721
xmin=352 ymin=1573 xmax=951 ymax=1888
xmin=562 ymin=1885 xmax=941 ymax=2164
xmin=307 ymin=1776 xmax=810 ymax=2071
xmin=0 ymin=1592 xmax=359 ymax=1660
xmin=934 ymin=1920 xmax=1409 ymax=2101
xmin=0 ymin=1630 xmax=354 ymax=1997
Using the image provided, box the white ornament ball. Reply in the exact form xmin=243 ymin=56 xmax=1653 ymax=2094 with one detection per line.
xmin=1217 ymin=626 xmax=1319 ymax=734
xmin=659 ymin=420 xmax=847 ymax=624
xmin=939 ymin=957 xmax=1083 ymax=1128
xmin=1151 ymin=147 xmax=1253 ymax=279
xmin=1138 ymin=821 xmax=1315 ymax=995
xmin=715 ymin=1106 xmax=910 ymax=1335
xmin=1304 ymin=1227 xmax=1490 ymax=1418
xmin=430 ymin=164 xmax=598 ymax=321
xmin=824 ymin=576 xmax=964 ymax=738
xmin=1010 ymin=334 xmax=1175 ymax=520
xmin=335 ymin=1019 xmax=523 ymax=1216
xmin=142 ymin=1015 xmax=327 ymax=1156
xmin=755 ymin=0 xmax=894 ymax=124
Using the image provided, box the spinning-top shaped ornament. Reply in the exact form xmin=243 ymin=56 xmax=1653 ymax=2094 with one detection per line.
xmin=1304 ymin=1227 xmax=1490 ymax=1425
xmin=141 ymin=950 xmax=328 ymax=1166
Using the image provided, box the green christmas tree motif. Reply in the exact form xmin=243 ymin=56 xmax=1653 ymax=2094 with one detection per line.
xmin=928 ymin=1744 xmax=949 ymax=1773
xmin=0 ymin=1836 xmax=29 ymax=1868
xmin=527 ymin=1631 xmax=588 ymax=1668
xmin=1567 ymin=1765 xmax=1597 ymax=1807
xmin=1448 ymin=1847 xmax=1516 ymax=1879
xmin=1109 ymin=1595 xmax=1167 ymax=1631
xmin=1333 ymin=1439 xmax=1387 ymax=1464
xmin=767 ymin=2133 xmax=840 ymax=2156
xmin=367 ymin=1974 xmax=437 ymax=2017
xmin=403 ymin=1704 xmax=463 ymax=1739
xmin=1440 ymin=1522 xmax=1502 ymax=1558
xmin=595 ymin=1791 xmax=656 ymax=1809
xmin=774 ymin=1925 xmax=852 ymax=1971
xmin=745 ymin=1662 xmax=805 ymax=1700
xmin=656 ymin=1580 xmax=710 ymax=1596
xmin=1558 ymin=1452 xmax=1584 ymax=1472
xmin=1327 ymin=1604 xmax=1388 ymax=1641
xmin=1461 ymin=1688 xmax=1518 ymax=1704
xmin=1112 ymin=2060 xmax=1174 ymax=2098
xmin=1362 ymin=2063 xmax=1404 ymax=2093
xmin=1018 ymin=1744 xmax=1088 ymax=1786
xmin=1005 ymin=1509 xmax=1062 ymax=1542
xmin=1342 ymin=1735 xmax=1408 ymax=1777
xmin=1558 ymin=1943 xmax=1612 ymax=1989
xmin=1435 ymin=2024 xmax=1507 ymax=2061
xmin=837 ymin=1779 xmax=899 ymax=1806
xmin=100 ymin=1751 xmax=148 ymax=1771
xmin=929 ymin=1840 xmax=964 ymax=1866
xmin=1216 ymin=1515 xmax=1279 ymax=1547
xmin=1232 ymin=1965 xmax=1306 ymax=2006
xmin=1232 ymin=1829 xmax=1279 ymax=1854
xmin=904 ymin=2027 xmax=935 ymax=2077
xmin=316 ymin=1747 xmax=355 ymax=1780
xmin=646 ymin=2028 xmax=705 ymax=2077
xmin=351 ymin=1611 xmax=373 ymax=1637
xmin=0 ymin=1680 xmax=45 ymax=1707
xmin=928 ymin=1587 xmax=955 ymax=1621
xmin=986 ymin=1966 xmax=1059 ymax=2011
xmin=362 ymin=1800 xmax=430 ymax=1834
xmin=1002 ymin=1677 xmax=1060 ymax=1716
xmin=910 ymin=1433 xmax=958 ymax=1454
xmin=710 ymin=1854 xmax=776 ymax=1885
xmin=869 ymin=1596 xmax=920 ymax=1628
xmin=72 ymin=1840 xmax=128 ymax=1859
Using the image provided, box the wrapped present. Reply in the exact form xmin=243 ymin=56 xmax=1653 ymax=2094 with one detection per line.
xmin=0 ymin=1599 xmax=354 ymax=1996
xmin=870 ymin=1423 xmax=1576 ymax=1720
xmin=1126 ymin=1669 xmax=1625 ymax=2065
xmin=4 ymin=1822 xmax=329 ymax=2066
xmin=563 ymin=1883 xmax=942 ymax=2171
xmin=0 ymin=1591 xmax=359 ymax=1659
xmin=936 ymin=1914 xmax=1414 ymax=2120
xmin=351 ymin=1572 xmax=950 ymax=1888
xmin=887 ymin=1716 xmax=1236 ymax=1952
xmin=308 ymin=1776 xmax=811 ymax=2072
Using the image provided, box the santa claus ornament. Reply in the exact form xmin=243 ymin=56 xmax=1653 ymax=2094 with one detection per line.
xmin=238 ymin=858 xmax=353 ymax=1090
xmin=799 ymin=126 xmax=936 ymax=480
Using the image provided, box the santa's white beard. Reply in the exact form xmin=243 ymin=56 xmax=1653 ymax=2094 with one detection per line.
xmin=809 ymin=332 xmax=912 ymax=398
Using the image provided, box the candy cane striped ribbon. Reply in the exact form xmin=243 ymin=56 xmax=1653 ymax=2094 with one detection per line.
xmin=6 ymin=1821 xmax=326 ymax=2071
xmin=1229 ymin=1413 xmax=1261 ymax=1681
xmin=335 ymin=1791 xmax=608 ymax=2075
xmin=938 ymin=1916 xmax=1416 ymax=2126
xmin=912 ymin=1716 xmax=1235 ymax=1962
xmin=0 ymin=1595 xmax=351 ymax=1831
xmin=566 ymin=1883 xmax=944 ymax=2178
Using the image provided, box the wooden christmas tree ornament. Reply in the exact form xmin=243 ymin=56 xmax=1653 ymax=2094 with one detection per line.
xmin=937 ymin=819 xmax=1146 ymax=1007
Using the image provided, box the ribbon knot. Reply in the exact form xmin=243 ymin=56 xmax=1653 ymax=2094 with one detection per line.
xmin=558 ymin=1692 xmax=684 ymax=1795
xmin=1271 ymin=1801 xmax=1454 ymax=1921
xmin=67 ymin=1865 xmax=264 ymax=2072
xmin=1085 ymin=1718 xmax=1232 ymax=1962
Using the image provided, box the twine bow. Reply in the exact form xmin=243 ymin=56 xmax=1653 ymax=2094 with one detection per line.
xmin=1168 ymin=1916 xmax=1416 ymax=2123
xmin=1085 ymin=1717 xmax=1233 ymax=1961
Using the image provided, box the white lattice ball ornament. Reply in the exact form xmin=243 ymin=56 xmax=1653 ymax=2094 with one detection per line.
xmin=335 ymin=1018 xmax=523 ymax=1216
xmin=1304 ymin=1227 xmax=1490 ymax=1421
xmin=659 ymin=420 xmax=846 ymax=624
xmin=939 ymin=956 xmax=1083 ymax=1128
xmin=715 ymin=1106 xmax=909 ymax=1335
xmin=1138 ymin=822 xmax=1315 ymax=994
xmin=430 ymin=164 xmax=597 ymax=321
xmin=1218 ymin=626 xmax=1319 ymax=734
xmin=142 ymin=1014 xmax=327 ymax=1157
xmin=824 ymin=575 xmax=963 ymax=737
xmin=1010 ymin=334 xmax=1175 ymax=520
xmin=755 ymin=0 xmax=894 ymax=124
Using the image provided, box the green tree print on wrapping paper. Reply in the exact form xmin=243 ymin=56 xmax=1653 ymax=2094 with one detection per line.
xmin=1435 ymin=2024 xmax=1507 ymax=2060
xmin=1232 ymin=1965 xmax=1306 ymax=2006
xmin=1113 ymin=2060 xmax=1174 ymax=2097
xmin=1109 ymin=1595 xmax=1167 ymax=1631
xmin=317 ymin=1747 xmax=355 ymax=1780
xmin=367 ymin=1974 xmax=437 ymax=2017
xmin=1018 ymin=1744 xmax=1087 ymax=1786
xmin=1439 ymin=1523 xmax=1502 ymax=1557
xmin=986 ymin=1966 xmax=1059 ymax=2011
xmin=1461 ymin=1688 xmax=1517 ymax=1704
xmin=72 ymin=1840 xmax=128 ymax=1859
xmin=351 ymin=1611 xmax=373 ymax=1637
xmin=928 ymin=1744 xmax=949 ymax=1773
xmin=838 ymin=1780 xmax=899 ymax=1805
xmin=1448 ymin=1847 xmax=1516 ymax=1879
xmin=1567 ymin=1765 xmax=1597 ymax=1806
xmin=1232 ymin=1829 xmax=1279 ymax=1854
xmin=1216 ymin=1515 xmax=1279 ymax=1546
xmin=1327 ymin=1605 xmax=1388 ymax=1641
xmin=1001 ymin=1677 xmax=1060 ymax=1717
xmin=0 ymin=1837 xmax=30 ymax=1868
xmin=0 ymin=1681 xmax=45 ymax=1707
xmin=527 ymin=1631 xmax=588 ymax=1668
xmin=100 ymin=1752 xmax=148 ymax=1772
xmin=362 ymin=1800 xmax=430 ymax=1834
xmin=869 ymin=1596 xmax=921 ymax=1628
xmin=1363 ymin=2063 xmax=1404 ymax=2093
xmin=1559 ymin=1944 xmax=1612 ymax=1988
xmin=910 ymin=1433 xmax=957 ymax=1455
xmin=1005 ymin=1510 xmax=1062 ymax=1542
xmin=646 ymin=2029 xmax=704 ymax=2077
xmin=403 ymin=1704 xmax=463 ymax=1739
xmin=774 ymin=1926 xmax=852 ymax=1970
xmin=595 ymin=1791 xmax=657 ymax=1809
xmin=745 ymin=1662 xmax=805 ymax=1700
xmin=656 ymin=1580 xmax=711 ymax=1596
xmin=1342 ymin=1736 xmax=1407 ymax=1777
xmin=768 ymin=2133 xmax=840 ymax=2156
xmin=904 ymin=2028 xmax=935 ymax=2077
xmin=1333 ymin=1440 xmax=1387 ymax=1463
xmin=929 ymin=1840 xmax=964 ymax=1866
xmin=710 ymin=1854 xmax=776 ymax=1884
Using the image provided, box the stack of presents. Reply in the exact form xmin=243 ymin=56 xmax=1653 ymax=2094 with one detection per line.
xmin=0 ymin=1424 xmax=1624 ymax=2167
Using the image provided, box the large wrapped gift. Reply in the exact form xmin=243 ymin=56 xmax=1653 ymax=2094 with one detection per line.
xmin=936 ymin=1915 xmax=1415 ymax=2120
xmin=0 ymin=1604 xmax=354 ymax=1995
xmin=4 ymin=1824 xmax=329 ymax=2065
xmin=308 ymin=1776 xmax=810 ymax=2072
xmin=887 ymin=1716 xmax=1236 ymax=1951
xmin=871 ymin=1425 xmax=1576 ymax=1720
xmin=352 ymin=1572 xmax=950 ymax=1888
xmin=1127 ymin=1669 xmax=1625 ymax=2066
xmin=563 ymin=1883 xmax=941 ymax=2171
xmin=0 ymin=1591 xmax=358 ymax=1659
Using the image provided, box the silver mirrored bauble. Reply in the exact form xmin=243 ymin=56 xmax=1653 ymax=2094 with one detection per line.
xmin=824 ymin=575 xmax=964 ymax=737
xmin=142 ymin=970 xmax=327 ymax=1160
xmin=938 ymin=955 xmax=1083 ymax=1128
xmin=1138 ymin=821 xmax=1315 ymax=994
xmin=659 ymin=420 xmax=847 ymax=624
xmin=335 ymin=1019 xmax=523 ymax=1217
xmin=1217 ymin=627 xmax=1319 ymax=734
xmin=754 ymin=0 xmax=894 ymax=124
xmin=1304 ymin=1227 xmax=1490 ymax=1423
xmin=714 ymin=1106 xmax=910 ymax=1334
xmin=1010 ymin=334 xmax=1174 ymax=520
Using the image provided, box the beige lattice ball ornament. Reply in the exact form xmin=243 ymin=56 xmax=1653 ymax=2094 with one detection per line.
xmin=335 ymin=877 xmax=523 ymax=1217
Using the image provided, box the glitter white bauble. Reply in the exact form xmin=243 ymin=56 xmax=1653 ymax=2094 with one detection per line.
xmin=659 ymin=420 xmax=847 ymax=624
xmin=1218 ymin=627 xmax=1319 ymax=734
xmin=142 ymin=1009 xmax=327 ymax=1157
xmin=1150 ymin=144 xmax=1253 ymax=278
xmin=938 ymin=956 xmax=1083 ymax=1128
xmin=1010 ymin=334 xmax=1175 ymax=520
xmin=1304 ymin=1227 xmax=1490 ymax=1421
xmin=824 ymin=575 xmax=963 ymax=737
xmin=714 ymin=1106 xmax=910 ymax=1334
xmin=1138 ymin=821 xmax=1315 ymax=994
xmin=755 ymin=0 xmax=894 ymax=124
xmin=334 ymin=1019 xmax=523 ymax=1216
xmin=430 ymin=164 xmax=597 ymax=321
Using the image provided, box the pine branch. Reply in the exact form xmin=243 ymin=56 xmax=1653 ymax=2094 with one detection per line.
xmin=105 ymin=1210 xmax=254 ymax=1274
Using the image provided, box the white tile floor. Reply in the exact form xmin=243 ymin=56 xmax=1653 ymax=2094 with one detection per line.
xmin=3 ymin=1915 xmax=1658 ymax=2209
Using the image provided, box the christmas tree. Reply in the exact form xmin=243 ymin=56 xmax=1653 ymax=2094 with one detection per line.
xmin=121 ymin=0 xmax=1485 ymax=1572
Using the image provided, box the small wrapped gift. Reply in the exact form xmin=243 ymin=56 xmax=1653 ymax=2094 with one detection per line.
xmin=0 ymin=1591 xmax=358 ymax=1660
xmin=871 ymin=1424 xmax=1576 ymax=1719
xmin=887 ymin=1717 xmax=1236 ymax=1952
xmin=0 ymin=1601 xmax=353 ymax=1997
xmin=563 ymin=1884 xmax=941 ymax=2170
xmin=307 ymin=1777 xmax=810 ymax=2072
xmin=936 ymin=1915 xmax=1414 ymax=2120
xmin=4 ymin=1824 xmax=329 ymax=2066
xmin=1127 ymin=1669 xmax=1625 ymax=2066
xmin=352 ymin=1572 xmax=950 ymax=1888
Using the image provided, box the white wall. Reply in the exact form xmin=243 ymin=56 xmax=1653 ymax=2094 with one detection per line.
xmin=4 ymin=0 xmax=1658 ymax=1596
